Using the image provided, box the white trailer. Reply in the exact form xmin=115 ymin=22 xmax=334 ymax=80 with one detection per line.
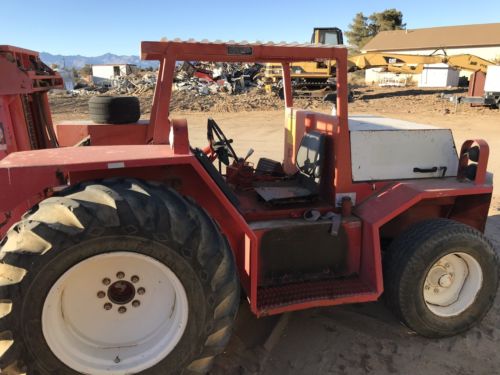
xmin=483 ymin=65 xmax=500 ymax=101
xmin=452 ymin=65 xmax=500 ymax=108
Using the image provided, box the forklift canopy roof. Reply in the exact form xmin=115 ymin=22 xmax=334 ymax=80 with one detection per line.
xmin=141 ymin=39 xmax=346 ymax=62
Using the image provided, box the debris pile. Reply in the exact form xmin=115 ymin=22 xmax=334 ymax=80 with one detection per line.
xmin=173 ymin=61 xmax=263 ymax=95
xmin=63 ymin=72 xmax=158 ymax=96
xmin=54 ymin=62 xmax=265 ymax=98
xmin=109 ymin=73 xmax=157 ymax=95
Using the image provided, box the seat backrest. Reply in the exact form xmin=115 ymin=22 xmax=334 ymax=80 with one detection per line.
xmin=296 ymin=131 xmax=325 ymax=181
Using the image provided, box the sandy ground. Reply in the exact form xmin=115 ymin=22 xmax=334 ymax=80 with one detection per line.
xmin=50 ymin=88 xmax=500 ymax=375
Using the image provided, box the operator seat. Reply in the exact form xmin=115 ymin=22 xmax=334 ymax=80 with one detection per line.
xmin=296 ymin=131 xmax=324 ymax=182
xmin=254 ymin=131 xmax=326 ymax=203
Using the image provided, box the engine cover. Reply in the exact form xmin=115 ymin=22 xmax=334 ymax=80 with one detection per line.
xmin=349 ymin=116 xmax=459 ymax=182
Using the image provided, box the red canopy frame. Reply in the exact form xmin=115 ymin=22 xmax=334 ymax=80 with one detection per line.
xmin=141 ymin=41 xmax=348 ymax=140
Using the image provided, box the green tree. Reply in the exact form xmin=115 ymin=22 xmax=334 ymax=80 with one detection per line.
xmin=368 ymin=9 xmax=405 ymax=35
xmin=345 ymin=12 xmax=371 ymax=51
xmin=346 ymin=8 xmax=405 ymax=51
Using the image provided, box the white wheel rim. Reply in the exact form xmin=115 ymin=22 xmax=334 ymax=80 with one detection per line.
xmin=42 ymin=252 xmax=189 ymax=374
xmin=423 ymin=252 xmax=483 ymax=317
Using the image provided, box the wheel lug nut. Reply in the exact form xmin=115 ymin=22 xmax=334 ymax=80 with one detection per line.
xmin=137 ymin=287 xmax=146 ymax=295
xmin=132 ymin=300 xmax=141 ymax=307
xmin=445 ymin=263 xmax=450 ymax=268
xmin=97 ymin=291 xmax=106 ymax=299
xmin=131 ymin=275 xmax=140 ymax=283
xmin=116 ymin=271 xmax=125 ymax=279
xmin=102 ymin=278 xmax=111 ymax=286
xmin=104 ymin=302 xmax=112 ymax=310
xmin=118 ymin=306 xmax=127 ymax=314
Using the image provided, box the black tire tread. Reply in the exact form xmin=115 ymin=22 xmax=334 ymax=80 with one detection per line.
xmin=0 ymin=178 xmax=239 ymax=374
xmin=384 ymin=218 xmax=499 ymax=337
xmin=88 ymin=96 xmax=140 ymax=124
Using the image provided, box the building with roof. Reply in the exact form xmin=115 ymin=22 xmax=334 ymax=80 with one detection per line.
xmin=91 ymin=64 xmax=137 ymax=86
xmin=361 ymin=23 xmax=500 ymax=87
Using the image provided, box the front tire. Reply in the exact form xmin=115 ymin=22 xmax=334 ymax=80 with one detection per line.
xmin=0 ymin=179 xmax=239 ymax=374
xmin=384 ymin=218 xmax=499 ymax=338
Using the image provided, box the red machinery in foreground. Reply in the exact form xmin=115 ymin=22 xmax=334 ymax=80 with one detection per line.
xmin=0 ymin=41 xmax=498 ymax=375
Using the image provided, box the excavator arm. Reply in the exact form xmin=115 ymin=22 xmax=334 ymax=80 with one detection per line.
xmin=443 ymin=54 xmax=492 ymax=74
xmin=347 ymin=52 xmax=493 ymax=74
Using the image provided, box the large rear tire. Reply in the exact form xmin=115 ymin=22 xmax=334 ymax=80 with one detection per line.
xmin=0 ymin=179 xmax=239 ymax=374
xmin=384 ymin=218 xmax=499 ymax=338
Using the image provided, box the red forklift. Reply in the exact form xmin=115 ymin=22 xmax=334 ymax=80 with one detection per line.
xmin=0 ymin=40 xmax=497 ymax=374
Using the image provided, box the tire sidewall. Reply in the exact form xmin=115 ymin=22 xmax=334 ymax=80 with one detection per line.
xmin=88 ymin=96 xmax=140 ymax=124
xmin=400 ymin=234 xmax=498 ymax=336
xmin=19 ymin=234 xmax=208 ymax=375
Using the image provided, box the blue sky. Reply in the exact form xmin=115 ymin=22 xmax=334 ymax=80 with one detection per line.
xmin=3 ymin=0 xmax=500 ymax=56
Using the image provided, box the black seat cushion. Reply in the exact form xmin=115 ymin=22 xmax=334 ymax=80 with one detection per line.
xmin=254 ymin=131 xmax=326 ymax=204
xmin=255 ymin=158 xmax=285 ymax=176
xmin=296 ymin=131 xmax=325 ymax=181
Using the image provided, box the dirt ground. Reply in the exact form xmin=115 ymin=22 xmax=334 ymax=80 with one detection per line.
xmin=50 ymin=87 xmax=500 ymax=375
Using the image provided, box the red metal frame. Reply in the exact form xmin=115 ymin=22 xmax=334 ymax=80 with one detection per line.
xmin=458 ymin=139 xmax=489 ymax=184
xmin=0 ymin=45 xmax=63 ymax=158
xmin=0 ymin=40 xmax=493 ymax=318
xmin=468 ymin=71 xmax=486 ymax=98
xmin=140 ymin=40 xmax=349 ymax=146
xmin=0 ymin=45 xmax=63 ymax=95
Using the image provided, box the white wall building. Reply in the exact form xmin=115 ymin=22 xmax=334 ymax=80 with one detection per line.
xmin=91 ymin=64 xmax=136 ymax=85
xmin=361 ymin=23 xmax=500 ymax=87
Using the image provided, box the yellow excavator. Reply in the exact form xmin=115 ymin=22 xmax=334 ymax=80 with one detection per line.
xmin=348 ymin=52 xmax=492 ymax=74
xmin=263 ymin=28 xmax=493 ymax=97
xmin=263 ymin=27 xmax=343 ymax=96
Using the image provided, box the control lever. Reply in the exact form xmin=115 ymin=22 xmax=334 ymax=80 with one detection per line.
xmin=243 ymin=148 xmax=254 ymax=162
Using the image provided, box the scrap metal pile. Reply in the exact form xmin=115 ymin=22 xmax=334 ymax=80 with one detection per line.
xmin=63 ymin=62 xmax=265 ymax=97
xmin=173 ymin=61 xmax=263 ymax=95
xmin=109 ymin=73 xmax=157 ymax=95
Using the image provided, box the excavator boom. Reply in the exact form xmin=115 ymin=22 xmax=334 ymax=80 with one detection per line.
xmin=348 ymin=52 xmax=493 ymax=74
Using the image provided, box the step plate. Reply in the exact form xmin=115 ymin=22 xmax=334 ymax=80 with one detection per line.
xmin=257 ymin=278 xmax=374 ymax=312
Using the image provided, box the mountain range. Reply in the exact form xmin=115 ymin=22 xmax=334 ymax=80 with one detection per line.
xmin=39 ymin=52 xmax=159 ymax=69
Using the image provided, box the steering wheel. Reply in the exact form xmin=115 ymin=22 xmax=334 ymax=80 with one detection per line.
xmin=206 ymin=118 xmax=238 ymax=165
